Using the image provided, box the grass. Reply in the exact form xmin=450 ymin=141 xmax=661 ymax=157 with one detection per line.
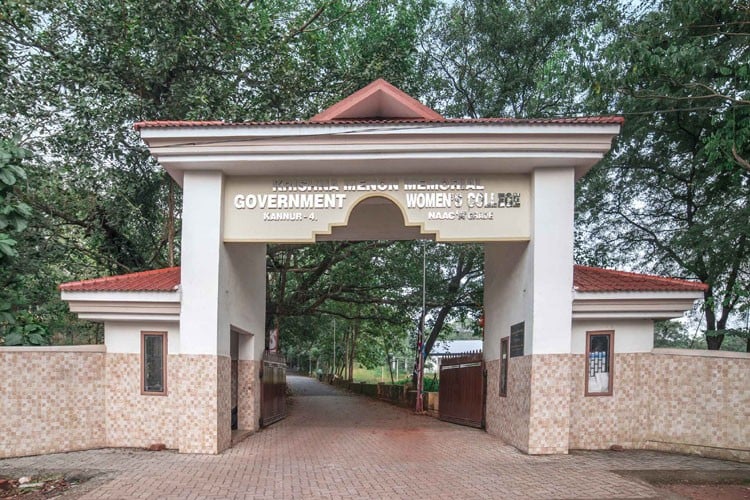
xmin=350 ymin=365 xmax=439 ymax=391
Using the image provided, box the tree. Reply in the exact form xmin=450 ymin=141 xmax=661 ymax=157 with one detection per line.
xmin=419 ymin=0 xmax=618 ymax=118
xmin=0 ymin=0 xmax=434 ymax=341
xmin=578 ymin=0 xmax=750 ymax=349
xmin=268 ymin=240 xmax=483 ymax=382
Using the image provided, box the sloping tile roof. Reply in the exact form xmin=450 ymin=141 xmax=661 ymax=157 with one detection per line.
xmin=59 ymin=265 xmax=705 ymax=294
xmin=134 ymin=116 xmax=624 ymax=130
xmin=573 ymin=265 xmax=707 ymax=293
xmin=134 ymin=79 xmax=623 ymax=130
xmin=309 ymin=79 xmax=445 ymax=122
xmin=59 ymin=267 xmax=181 ymax=292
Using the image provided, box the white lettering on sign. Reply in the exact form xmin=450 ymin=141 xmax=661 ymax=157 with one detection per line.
xmin=224 ymin=175 xmax=530 ymax=242
xmin=403 ymin=179 xmax=485 ymax=191
xmin=343 ymin=180 xmax=399 ymax=191
xmin=263 ymin=212 xmax=305 ymax=221
xmin=427 ymin=211 xmax=495 ymax=220
xmin=272 ymin=179 xmax=340 ymax=192
xmin=234 ymin=193 xmax=346 ymax=210
xmin=234 ymin=182 xmax=519 ymax=218
xmin=406 ymin=192 xmax=458 ymax=209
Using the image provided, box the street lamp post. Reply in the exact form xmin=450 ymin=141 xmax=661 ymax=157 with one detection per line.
xmin=416 ymin=241 xmax=426 ymax=413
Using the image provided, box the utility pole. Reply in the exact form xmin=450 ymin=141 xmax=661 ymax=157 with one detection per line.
xmin=332 ymin=318 xmax=336 ymax=378
xmin=416 ymin=241 xmax=426 ymax=413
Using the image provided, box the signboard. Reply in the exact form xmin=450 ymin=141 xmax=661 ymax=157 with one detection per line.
xmin=510 ymin=322 xmax=525 ymax=358
xmin=223 ymin=175 xmax=530 ymax=242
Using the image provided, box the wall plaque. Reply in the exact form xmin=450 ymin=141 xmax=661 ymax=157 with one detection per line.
xmin=510 ymin=322 xmax=525 ymax=358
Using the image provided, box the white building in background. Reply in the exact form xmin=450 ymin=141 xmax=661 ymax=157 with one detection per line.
xmin=426 ymin=339 xmax=483 ymax=373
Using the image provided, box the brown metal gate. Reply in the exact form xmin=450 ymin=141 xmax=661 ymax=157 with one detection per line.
xmin=260 ymin=351 xmax=287 ymax=427
xmin=438 ymin=351 xmax=485 ymax=428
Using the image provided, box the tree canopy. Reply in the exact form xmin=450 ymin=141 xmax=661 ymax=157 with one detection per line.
xmin=577 ymin=0 xmax=750 ymax=349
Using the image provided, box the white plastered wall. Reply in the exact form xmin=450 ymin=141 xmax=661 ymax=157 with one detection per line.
xmin=483 ymin=241 xmax=532 ymax=361
xmin=104 ymin=322 xmax=180 ymax=353
xmin=571 ymin=319 xmax=655 ymax=354
xmin=219 ymin=242 xmax=266 ymax=361
xmin=180 ymin=171 xmax=224 ymax=356
xmin=529 ymin=167 xmax=575 ymax=354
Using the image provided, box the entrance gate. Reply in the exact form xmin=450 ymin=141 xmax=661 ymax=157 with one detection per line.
xmin=438 ymin=352 xmax=485 ymax=428
xmin=131 ymin=78 xmax=623 ymax=454
xmin=260 ymin=351 xmax=287 ymax=427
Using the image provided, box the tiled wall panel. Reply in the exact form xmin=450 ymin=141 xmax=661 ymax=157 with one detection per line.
xmin=218 ymin=355 xmax=232 ymax=452
xmin=237 ymin=360 xmax=259 ymax=431
xmin=528 ymin=354 xmax=571 ymax=454
xmin=0 ymin=350 xmax=106 ymax=458
xmin=104 ymin=353 xmax=181 ymax=449
xmin=569 ymin=352 xmax=749 ymax=462
xmin=641 ymin=353 xmax=749 ymax=462
xmin=177 ymin=354 xmax=220 ymax=454
xmin=485 ymin=356 xmax=532 ymax=452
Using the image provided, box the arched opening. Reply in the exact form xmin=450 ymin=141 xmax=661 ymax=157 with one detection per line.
xmin=317 ymin=195 xmax=434 ymax=242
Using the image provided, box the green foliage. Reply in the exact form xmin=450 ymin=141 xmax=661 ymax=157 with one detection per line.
xmin=654 ymin=320 xmax=697 ymax=349
xmin=578 ymin=0 xmax=750 ymax=349
xmin=0 ymin=0 xmax=435 ymax=343
xmin=4 ymin=322 xmax=49 ymax=346
xmin=0 ymin=136 xmax=31 ymax=259
xmin=0 ymin=135 xmax=51 ymax=345
xmin=273 ymin=241 xmax=483 ymax=377
xmin=419 ymin=0 xmax=618 ymax=118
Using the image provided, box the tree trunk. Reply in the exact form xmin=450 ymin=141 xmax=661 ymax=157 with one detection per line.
xmin=703 ymin=289 xmax=723 ymax=350
xmin=706 ymin=332 xmax=724 ymax=350
xmin=347 ymin=322 xmax=358 ymax=382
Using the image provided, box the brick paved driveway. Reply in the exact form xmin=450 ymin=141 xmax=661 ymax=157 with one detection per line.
xmin=1 ymin=374 xmax=748 ymax=499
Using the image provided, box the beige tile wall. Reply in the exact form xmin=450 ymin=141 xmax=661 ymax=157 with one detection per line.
xmin=177 ymin=354 xmax=221 ymax=454
xmin=237 ymin=360 xmax=259 ymax=431
xmin=485 ymin=355 xmax=532 ymax=452
xmin=218 ymin=355 xmax=232 ymax=452
xmin=569 ymin=352 xmax=750 ymax=462
xmin=4 ymin=348 xmax=744 ymax=460
xmin=104 ymin=353 xmax=181 ymax=449
xmin=231 ymin=359 xmax=238 ymax=409
xmin=640 ymin=352 xmax=749 ymax=462
xmin=106 ymin=353 xmax=233 ymax=454
xmin=0 ymin=349 xmax=106 ymax=458
xmin=528 ymin=354 xmax=571 ymax=454
xmin=569 ymin=353 xmax=644 ymax=450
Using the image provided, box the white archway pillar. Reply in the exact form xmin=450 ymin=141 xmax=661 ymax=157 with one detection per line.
xmin=177 ymin=171 xmax=227 ymax=453
xmin=178 ymin=171 xmax=267 ymax=453
xmin=484 ymin=167 xmax=574 ymax=454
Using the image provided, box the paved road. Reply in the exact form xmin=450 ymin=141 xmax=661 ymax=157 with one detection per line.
xmin=1 ymin=375 xmax=748 ymax=499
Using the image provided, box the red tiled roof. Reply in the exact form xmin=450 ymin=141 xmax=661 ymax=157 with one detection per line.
xmin=573 ymin=265 xmax=707 ymax=293
xmin=309 ymin=79 xmax=445 ymax=122
xmin=135 ymin=80 xmax=623 ymax=130
xmin=134 ymin=116 xmax=624 ymax=130
xmin=59 ymin=265 xmax=705 ymax=294
xmin=59 ymin=267 xmax=181 ymax=292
